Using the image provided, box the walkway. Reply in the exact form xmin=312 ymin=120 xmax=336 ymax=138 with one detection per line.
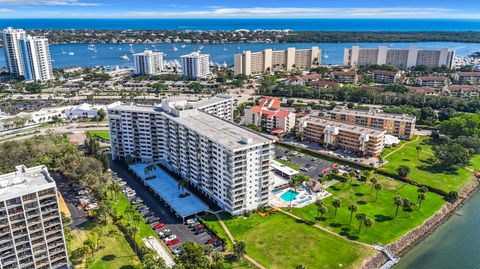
xmin=213 ymin=213 xmax=266 ymax=269
xmin=382 ymin=135 xmax=420 ymax=159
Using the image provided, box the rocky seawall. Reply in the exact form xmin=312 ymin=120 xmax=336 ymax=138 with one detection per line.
xmin=362 ymin=178 xmax=480 ymax=269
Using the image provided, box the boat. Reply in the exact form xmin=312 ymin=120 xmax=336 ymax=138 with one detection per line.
xmin=172 ymin=45 xmax=178 ymax=51
xmin=121 ymin=54 xmax=129 ymax=61
xmin=181 ymin=45 xmax=186 ymax=48
xmin=88 ymin=44 xmax=96 ymax=51
xmin=61 ymin=48 xmax=66 ymax=54
xmin=109 ymin=46 xmax=113 ymax=50
xmin=68 ymin=48 xmax=74 ymax=56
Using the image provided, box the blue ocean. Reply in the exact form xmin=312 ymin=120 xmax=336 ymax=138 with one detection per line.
xmin=1 ymin=18 xmax=480 ymax=31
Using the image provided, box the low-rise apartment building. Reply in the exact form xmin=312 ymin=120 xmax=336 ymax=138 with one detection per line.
xmin=330 ymin=107 xmax=416 ymax=140
xmin=372 ymin=70 xmax=400 ymax=84
xmin=108 ymin=100 xmax=274 ymax=216
xmin=0 ymin=165 xmax=68 ymax=269
xmin=409 ymin=87 xmax=437 ymax=96
xmin=299 ymin=117 xmax=386 ymax=157
xmin=453 ymin=72 xmax=480 ymax=85
xmin=331 ymin=71 xmax=358 ymax=84
xmin=415 ymin=76 xmax=451 ymax=88
xmin=442 ymin=85 xmax=480 ymax=98
xmin=234 ymin=47 xmax=321 ymax=76
xmin=244 ymin=97 xmax=296 ymax=134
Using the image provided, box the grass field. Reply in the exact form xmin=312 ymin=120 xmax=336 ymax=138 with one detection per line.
xmin=201 ymin=214 xmax=234 ymax=252
xmin=87 ymin=130 xmax=110 ymax=140
xmin=274 ymin=159 xmax=301 ymax=171
xmin=221 ymin=212 xmax=373 ymax=269
xmin=290 ymin=175 xmax=445 ymax=244
xmin=380 ymin=136 xmax=477 ymax=192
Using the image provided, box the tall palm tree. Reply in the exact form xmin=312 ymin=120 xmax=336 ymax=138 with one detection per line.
xmin=288 ymin=176 xmax=304 ymax=210
xmin=144 ymin=164 xmax=156 ymax=178
xmin=416 ymin=145 xmax=422 ymax=160
xmin=318 ymin=205 xmax=328 ymax=221
xmin=125 ymin=205 xmax=137 ymax=221
xmin=233 ymin=241 xmax=247 ymax=260
xmin=363 ymin=218 xmax=374 ymax=235
xmin=356 ymin=213 xmax=366 ymax=232
xmin=111 ymin=182 xmax=122 ymax=200
xmin=418 ymin=186 xmax=428 ymax=193
xmin=332 ymin=199 xmax=342 ymax=218
xmin=417 ymin=193 xmax=427 ymax=209
xmin=315 ymin=200 xmax=324 ymax=220
xmin=348 ymin=204 xmax=358 ymax=225
xmin=374 ymin=183 xmax=383 ymax=202
xmin=128 ymin=226 xmax=140 ymax=254
xmin=394 ymin=196 xmax=404 ymax=218
xmin=178 ymin=178 xmax=188 ymax=195
xmin=370 ymin=177 xmax=377 ymax=193
xmin=296 ymin=265 xmax=306 ymax=269
xmin=348 ymin=171 xmax=356 ymax=189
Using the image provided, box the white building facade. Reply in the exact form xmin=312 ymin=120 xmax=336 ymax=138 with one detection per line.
xmin=107 ymin=100 xmax=274 ymax=215
xmin=180 ymin=52 xmax=210 ymax=79
xmin=2 ymin=27 xmax=27 ymax=77
xmin=133 ymin=50 xmax=164 ymax=75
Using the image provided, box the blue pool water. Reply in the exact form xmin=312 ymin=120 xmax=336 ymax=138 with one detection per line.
xmin=280 ymin=190 xmax=299 ymax=202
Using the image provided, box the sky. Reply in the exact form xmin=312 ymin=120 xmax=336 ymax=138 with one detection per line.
xmin=0 ymin=0 xmax=480 ymax=19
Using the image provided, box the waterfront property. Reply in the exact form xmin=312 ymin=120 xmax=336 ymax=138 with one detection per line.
xmin=343 ymin=46 xmax=455 ymax=69
xmin=180 ymin=51 xmax=210 ymax=79
xmin=244 ymin=96 xmax=296 ymax=134
xmin=133 ymin=49 xmax=164 ymax=75
xmin=233 ymin=46 xmax=321 ymax=76
xmin=0 ymin=165 xmax=68 ymax=269
xmin=373 ymin=70 xmax=400 ymax=84
xmin=330 ymin=106 xmax=416 ymax=140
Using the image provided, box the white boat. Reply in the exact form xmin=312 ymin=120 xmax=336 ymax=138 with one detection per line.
xmin=172 ymin=46 xmax=178 ymax=51
xmin=199 ymin=46 xmax=204 ymax=50
xmin=109 ymin=46 xmax=113 ymax=50
xmin=68 ymin=48 xmax=74 ymax=56
xmin=61 ymin=48 xmax=66 ymax=54
xmin=181 ymin=45 xmax=186 ymax=48
xmin=88 ymin=44 xmax=96 ymax=51
xmin=121 ymin=54 xmax=129 ymax=61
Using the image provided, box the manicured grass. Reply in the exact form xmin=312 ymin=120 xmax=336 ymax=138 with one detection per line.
xmin=222 ymin=212 xmax=373 ymax=269
xmin=380 ymin=136 xmax=477 ymax=192
xmin=201 ymin=214 xmax=234 ymax=252
xmin=291 ymin=175 xmax=445 ymax=244
xmin=87 ymin=130 xmax=110 ymax=140
xmin=275 ymin=158 xmax=301 ymax=171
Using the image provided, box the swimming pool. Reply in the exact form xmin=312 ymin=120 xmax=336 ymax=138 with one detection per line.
xmin=280 ymin=190 xmax=299 ymax=202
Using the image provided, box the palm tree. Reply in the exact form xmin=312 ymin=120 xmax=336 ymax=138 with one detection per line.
xmin=356 ymin=213 xmax=366 ymax=232
xmin=348 ymin=204 xmax=358 ymax=225
xmin=332 ymin=199 xmax=342 ymax=218
xmin=318 ymin=205 xmax=328 ymax=221
xmin=233 ymin=241 xmax=247 ymax=260
xmin=314 ymin=200 xmax=324 ymax=220
xmin=144 ymin=163 xmax=156 ymax=178
xmin=125 ymin=205 xmax=136 ymax=221
xmin=418 ymin=186 xmax=429 ymax=193
xmin=132 ymin=213 xmax=143 ymax=226
xmin=109 ymin=182 xmax=122 ymax=200
xmin=288 ymin=175 xmax=305 ymax=210
xmin=363 ymin=218 xmax=374 ymax=235
xmin=128 ymin=226 xmax=140 ymax=254
xmin=348 ymin=171 xmax=356 ymax=189
xmin=370 ymin=177 xmax=378 ymax=193
xmin=416 ymin=145 xmax=422 ymax=160
xmin=417 ymin=193 xmax=427 ymax=209
xmin=296 ymin=265 xmax=306 ymax=269
xmin=178 ymin=178 xmax=188 ymax=195
xmin=374 ymin=183 xmax=383 ymax=202
xmin=394 ymin=196 xmax=404 ymax=218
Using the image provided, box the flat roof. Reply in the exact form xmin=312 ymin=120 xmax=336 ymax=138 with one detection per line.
xmin=271 ymin=160 xmax=299 ymax=177
xmin=191 ymin=95 xmax=232 ymax=109
xmin=306 ymin=117 xmax=386 ymax=137
xmin=331 ymin=107 xmax=416 ymax=122
xmin=0 ymin=165 xmax=55 ymax=201
xmin=129 ymin=163 xmax=209 ymax=218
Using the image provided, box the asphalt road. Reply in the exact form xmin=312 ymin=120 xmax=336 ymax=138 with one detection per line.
xmin=109 ymin=160 xmax=213 ymax=248
xmin=52 ymin=173 xmax=89 ymax=228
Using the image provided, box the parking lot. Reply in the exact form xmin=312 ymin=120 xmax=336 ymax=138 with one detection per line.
xmin=274 ymin=147 xmax=335 ymax=179
xmin=109 ymin=160 xmax=223 ymax=253
xmin=52 ymin=173 xmax=89 ymax=228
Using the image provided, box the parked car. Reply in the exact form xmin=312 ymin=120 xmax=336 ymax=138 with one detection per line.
xmin=157 ymin=229 xmax=171 ymax=237
xmin=137 ymin=205 xmax=149 ymax=212
xmin=144 ymin=212 xmax=155 ymax=219
xmin=207 ymin=237 xmax=217 ymax=244
xmin=131 ymin=198 xmax=143 ymax=204
xmin=164 ymin=235 xmax=177 ymax=242
xmin=77 ymin=190 xmax=87 ymax=195
xmin=167 ymin=238 xmax=180 ymax=246
xmin=153 ymin=223 xmax=166 ymax=230
xmin=192 ymin=224 xmax=205 ymax=231
xmin=185 ymin=218 xmax=197 ymax=225
xmin=84 ymin=203 xmax=98 ymax=211
xmin=141 ymin=210 xmax=151 ymax=217
xmin=172 ymin=247 xmax=182 ymax=256
xmin=125 ymin=191 xmax=136 ymax=197
xmin=146 ymin=217 xmax=160 ymax=224
xmin=188 ymin=221 xmax=200 ymax=228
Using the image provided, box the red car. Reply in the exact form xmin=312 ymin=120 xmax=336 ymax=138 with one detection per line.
xmin=153 ymin=223 xmax=166 ymax=230
xmin=193 ymin=224 xmax=205 ymax=231
xmin=167 ymin=238 xmax=180 ymax=246
xmin=207 ymin=237 xmax=217 ymax=244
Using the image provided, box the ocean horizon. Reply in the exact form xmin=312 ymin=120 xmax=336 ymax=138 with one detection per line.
xmin=1 ymin=18 xmax=480 ymax=31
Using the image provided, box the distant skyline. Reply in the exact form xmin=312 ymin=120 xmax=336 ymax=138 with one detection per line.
xmin=0 ymin=0 xmax=480 ymax=19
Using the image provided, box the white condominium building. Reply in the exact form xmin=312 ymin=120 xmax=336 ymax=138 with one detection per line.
xmin=344 ymin=46 xmax=454 ymax=70
xmin=133 ymin=50 xmax=164 ymax=75
xmin=0 ymin=165 xmax=68 ymax=269
xmin=234 ymin=47 xmax=321 ymax=76
xmin=190 ymin=95 xmax=234 ymax=121
xmin=181 ymin=52 xmax=210 ymax=79
xmin=107 ymin=99 xmax=274 ymax=215
xmin=1 ymin=27 xmax=54 ymax=82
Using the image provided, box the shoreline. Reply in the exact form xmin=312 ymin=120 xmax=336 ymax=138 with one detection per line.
xmin=363 ymin=177 xmax=480 ymax=269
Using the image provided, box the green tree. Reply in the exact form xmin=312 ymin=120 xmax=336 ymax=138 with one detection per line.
xmin=396 ymin=165 xmax=411 ymax=178
xmin=394 ymin=196 xmax=404 ymax=218
xmin=348 ymin=204 xmax=358 ymax=225
xmin=369 ymin=177 xmax=377 ymax=192
xmin=435 ymin=142 xmax=472 ymax=168
xmin=188 ymin=82 xmax=202 ymax=93
xmin=415 ymin=146 xmax=422 ymax=160
xmin=177 ymin=241 xmax=210 ymax=269
xmin=417 ymin=193 xmax=427 ymax=209
xmin=332 ymin=199 xmax=342 ymax=218
xmin=374 ymin=183 xmax=383 ymax=202
xmin=318 ymin=205 xmax=328 ymax=221
xmin=447 ymin=191 xmax=459 ymax=202
xmin=355 ymin=213 xmax=366 ymax=232
xmin=315 ymin=200 xmax=324 ymax=220
xmin=347 ymin=171 xmax=356 ymax=189
xmin=152 ymin=82 xmax=167 ymax=91
xmin=233 ymin=241 xmax=247 ymax=261
xmin=97 ymin=108 xmax=107 ymax=121
xmin=296 ymin=265 xmax=307 ymax=269
xmin=363 ymin=218 xmax=374 ymax=235
xmin=288 ymin=174 xmax=309 ymax=210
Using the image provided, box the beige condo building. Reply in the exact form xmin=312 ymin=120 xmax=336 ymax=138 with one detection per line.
xmin=234 ymin=47 xmax=321 ymax=76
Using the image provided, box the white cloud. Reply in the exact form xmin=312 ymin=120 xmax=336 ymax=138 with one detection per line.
xmin=0 ymin=8 xmax=14 ymax=12
xmin=0 ymin=0 xmax=100 ymax=6
xmin=125 ymin=7 xmax=455 ymax=18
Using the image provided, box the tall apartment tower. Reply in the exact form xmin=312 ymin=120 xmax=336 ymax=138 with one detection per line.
xmin=234 ymin=47 xmax=321 ymax=76
xmin=344 ymin=46 xmax=454 ymax=70
xmin=2 ymin=27 xmax=27 ymax=77
xmin=0 ymin=165 xmax=68 ymax=269
xmin=107 ymin=99 xmax=274 ymax=215
xmin=133 ymin=50 xmax=164 ymax=75
xmin=1 ymin=27 xmax=54 ymax=82
xmin=180 ymin=52 xmax=210 ymax=79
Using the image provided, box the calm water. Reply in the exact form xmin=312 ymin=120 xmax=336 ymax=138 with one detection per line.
xmin=1 ymin=42 xmax=480 ymax=69
xmin=2 ymin=19 xmax=480 ymax=31
xmin=395 ymin=191 xmax=480 ymax=269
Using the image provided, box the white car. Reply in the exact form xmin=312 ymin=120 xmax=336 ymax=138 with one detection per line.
xmin=164 ymin=234 xmax=177 ymax=242
xmin=125 ymin=191 xmax=136 ymax=197
xmin=158 ymin=229 xmax=171 ymax=237
xmin=85 ymin=203 xmax=98 ymax=211
xmin=185 ymin=218 xmax=197 ymax=225
xmin=77 ymin=190 xmax=87 ymax=195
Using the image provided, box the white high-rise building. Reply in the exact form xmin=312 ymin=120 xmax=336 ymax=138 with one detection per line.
xmin=0 ymin=165 xmax=69 ymax=269
xmin=133 ymin=50 xmax=164 ymax=75
xmin=107 ymin=97 xmax=274 ymax=215
xmin=180 ymin=52 xmax=210 ymax=79
xmin=1 ymin=27 xmax=54 ymax=82
xmin=19 ymin=36 xmax=54 ymax=81
xmin=2 ymin=27 xmax=27 ymax=76
xmin=344 ymin=46 xmax=455 ymax=70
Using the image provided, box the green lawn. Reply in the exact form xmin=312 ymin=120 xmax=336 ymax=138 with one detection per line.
xmin=222 ymin=212 xmax=373 ymax=269
xmin=201 ymin=214 xmax=234 ymax=252
xmin=274 ymin=159 xmax=301 ymax=171
xmin=87 ymin=130 xmax=110 ymax=140
xmin=291 ymin=175 xmax=445 ymax=244
xmin=380 ymin=136 xmax=477 ymax=192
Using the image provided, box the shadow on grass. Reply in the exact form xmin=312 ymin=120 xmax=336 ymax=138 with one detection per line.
xmin=374 ymin=214 xmax=393 ymax=222
xmin=357 ymin=200 xmax=367 ymax=205
xmin=295 ymin=218 xmax=315 ymax=226
xmin=329 ymin=222 xmax=342 ymax=228
xmin=120 ymin=266 xmax=136 ymax=269
xmin=354 ymin=193 xmax=365 ymax=197
xmin=418 ymin=163 xmax=460 ymax=176
xmin=101 ymin=254 xmax=116 ymax=261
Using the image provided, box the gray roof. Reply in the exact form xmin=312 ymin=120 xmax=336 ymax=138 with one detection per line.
xmin=0 ymin=165 xmax=55 ymax=201
xmin=190 ymin=95 xmax=232 ymax=109
xmin=331 ymin=107 xmax=416 ymax=122
xmin=307 ymin=117 xmax=386 ymax=137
